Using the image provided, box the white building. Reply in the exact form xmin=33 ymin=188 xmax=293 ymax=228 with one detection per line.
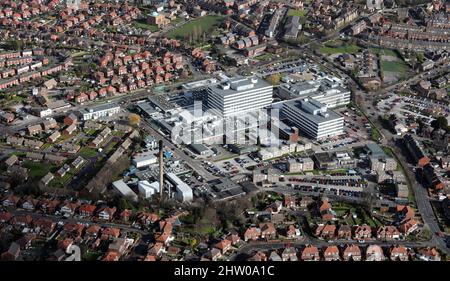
xmin=138 ymin=181 xmax=160 ymax=198
xmin=207 ymin=76 xmax=273 ymax=117
xmin=112 ymin=180 xmax=138 ymax=202
xmin=79 ymin=102 xmax=120 ymax=121
xmin=279 ymin=78 xmax=350 ymax=109
xmin=166 ymin=173 xmax=193 ymax=202
xmin=132 ymin=152 xmax=157 ymax=168
xmin=283 ymin=98 xmax=344 ymax=140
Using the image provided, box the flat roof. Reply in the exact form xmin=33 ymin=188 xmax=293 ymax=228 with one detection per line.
xmin=167 ymin=172 xmax=192 ymax=194
xmin=208 ymin=76 xmax=272 ymax=97
xmin=284 ymin=99 xmax=343 ymax=123
xmin=366 ymin=143 xmax=387 ymax=158
xmin=79 ymin=102 xmax=119 ymax=114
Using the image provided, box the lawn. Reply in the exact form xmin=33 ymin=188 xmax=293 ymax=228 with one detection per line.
xmin=70 ymin=51 xmax=90 ymax=58
xmin=254 ymin=53 xmax=274 ymax=62
xmin=79 ymin=147 xmax=98 ymax=158
xmin=167 ymin=15 xmax=224 ymax=40
xmin=132 ymin=20 xmax=159 ymax=32
xmin=287 ymin=9 xmax=308 ymax=18
xmin=381 ymin=60 xmax=409 ymax=73
xmin=320 ymin=43 xmax=360 ymax=55
xmin=22 ymin=161 xmax=55 ymax=179
xmin=370 ymin=47 xmax=398 ymax=57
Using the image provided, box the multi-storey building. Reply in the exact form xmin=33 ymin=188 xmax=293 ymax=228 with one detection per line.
xmin=283 ymin=98 xmax=344 ymax=140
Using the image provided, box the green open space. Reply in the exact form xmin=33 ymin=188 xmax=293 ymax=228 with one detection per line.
xmin=381 ymin=60 xmax=409 ymax=73
xmin=79 ymin=147 xmax=98 ymax=158
xmin=287 ymin=9 xmax=308 ymax=18
xmin=167 ymin=15 xmax=224 ymax=40
xmin=132 ymin=20 xmax=159 ymax=32
xmin=319 ymin=41 xmax=360 ymax=55
xmin=254 ymin=53 xmax=275 ymax=62
xmin=370 ymin=47 xmax=399 ymax=57
xmin=22 ymin=161 xmax=56 ymax=179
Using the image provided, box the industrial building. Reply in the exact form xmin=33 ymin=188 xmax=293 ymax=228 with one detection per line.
xmin=112 ymin=180 xmax=138 ymax=202
xmin=166 ymin=173 xmax=193 ymax=202
xmin=138 ymin=180 xmax=160 ymax=199
xmin=132 ymin=152 xmax=157 ymax=168
xmin=79 ymin=102 xmax=121 ymax=121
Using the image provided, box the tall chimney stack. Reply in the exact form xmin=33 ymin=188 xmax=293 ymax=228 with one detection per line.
xmin=159 ymin=140 xmax=164 ymax=198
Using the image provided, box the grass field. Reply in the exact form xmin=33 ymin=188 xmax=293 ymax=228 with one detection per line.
xmin=79 ymin=147 xmax=98 ymax=158
xmin=320 ymin=43 xmax=360 ymax=55
xmin=381 ymin=60 xmax=409 ymax=73
xmin=287 ymin=9 xmax=308 ymax=18
xmin=132 ymin=20 xmax=159 ymax=32
xmin=167 ymin=15 xmax=224 ymax=40
xmin=22 ymin=161 xmax=55 ymax=179
xmin=370 ymin=47 xmax=398 ymax=57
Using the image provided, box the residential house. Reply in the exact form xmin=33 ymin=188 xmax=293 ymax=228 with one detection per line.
xmin=396 ymin=205 xmax=414 ymax=223
xmin=397 ymin=219 xmax=418 ymax=235
xmin=38 ymin=199 xmax=60 ymax=214
xmin=416 ymin=247 xmax=441 ymax=261
xmin=301 ymin=245 xmax=320 ymax=261
xmin=63 ymin=223 xmax=85 ymax=239
xmin=204 ymin=248 xmax=222 ymax=261
xmin=366 ymin=245 xmax=385 ymax=261
xmin=11 ymin=215 xmax=33 ymax=228
xmin=260 ymin=223 xmax=276 ymax=240
xmin=214 ymin=239 xmax=232 ymax=254
xmin=2 ymin=195 xmax=20 ymax=207
xmin=155 ymin=232 xmax=174 ymax=245
xmin=247 ymin=251 xmax=267 ymax=261
xmin=323 ymin=246 xmax=340 ymax=261
xmin=389 ymin=245 xmax=409 ymax=261
xmin=286 ymin=225 xmax=300 ymax=238
xmin=269 ymin=251 xmax=282 ymax=261
xmin=284 ymin=195 xmax=297 ymax=209
xmin=28 ymin=124 xmax=43 ymax=136
xmin=64 ymin=113 xmax=78 ymax=126
xmin=337 ymin=224 xmax=352 ymax=240
xmin=353 ymin=225 xmax=372 ymax=240
xmin=98 ymin=206 xmax=117 ymax=221
xmin=33 ymin=218 xmax=56 ymax=235
xmin=244 ymin=227 xmax=261 ymax=241
xmin=0 ymin=211 xmax=12 ymax=223
xmin=101 ymin=227 xmax=121 ymax=240
xmin=377 ymin=226 xmax=400 ymax=240
xmin=281 ymin=247 xmax=298 ymax=261
xmin=342 ymin=244 xmax=362 ymax=261
xmin=226 ymin=233 xmax=241 ymax=245
xmin=4 ymin=155 xmax=18 ymax=167
xmin=1 ymin=242 xmax=20 ymax=261
xmin=315 ymin=224 xmax=336 ymax=240
xmin=136 ymin=212 xmax=160 ymax=227
xmin=59 ymin=201 xmax=79 ymax=217
xmin=21 ymin=196 xmax=38 ymax=210
xmin=62 ymin=123 xmax=77 ymax=135
xmin=78 ymin=204 xmax=97 ymax=218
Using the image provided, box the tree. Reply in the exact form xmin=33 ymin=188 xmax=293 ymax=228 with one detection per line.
xmin=128 ymin=113 xmax=141 ymax=126
xmin=5 ymin=40 xmax=23 ymax=51
xmin=431 ymin=116 xmax=448 ymax=131
xmin=266 ymin=74 xmax=281 ymax=85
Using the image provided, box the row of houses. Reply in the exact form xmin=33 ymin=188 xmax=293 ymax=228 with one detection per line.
xmin=246 ymin=244 xmax=440 ymax=261
xmin=0 ymin=59 xmax=72 ymax=90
